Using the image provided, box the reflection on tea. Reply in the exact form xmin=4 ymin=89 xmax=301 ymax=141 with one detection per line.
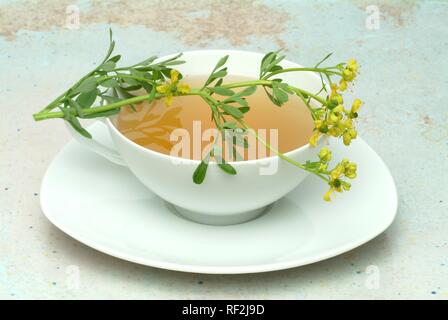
xmin=114 ymin=76 xmax=314 ymax=161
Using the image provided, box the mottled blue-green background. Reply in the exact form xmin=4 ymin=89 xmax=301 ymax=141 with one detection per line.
xmin=0 ymin=0 xmax=447 ymax=299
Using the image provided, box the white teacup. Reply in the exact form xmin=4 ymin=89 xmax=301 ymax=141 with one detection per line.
xmin=66 ymin=50 xmax=327 ymax=225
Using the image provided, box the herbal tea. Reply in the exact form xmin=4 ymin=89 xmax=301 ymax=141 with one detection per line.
xmin=114 ymin=75 xmax=314 ymax=161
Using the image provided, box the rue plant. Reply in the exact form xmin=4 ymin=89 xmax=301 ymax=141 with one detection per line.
xmin=33 ymin=30 xmax=363 ymax=201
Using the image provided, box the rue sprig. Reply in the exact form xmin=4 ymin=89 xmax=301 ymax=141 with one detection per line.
xmin=33 ymin=29 xmax=363 ymax=201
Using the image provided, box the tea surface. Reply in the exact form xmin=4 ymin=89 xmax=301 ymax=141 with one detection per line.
xmin=114 ymin=76 xmax=314 ymax=160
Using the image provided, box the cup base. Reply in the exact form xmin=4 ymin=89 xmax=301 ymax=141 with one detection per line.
xmin=167 ymin=203 xmax=273 ymax=226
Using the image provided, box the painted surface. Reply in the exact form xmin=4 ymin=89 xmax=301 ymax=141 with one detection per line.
xmin=0 ymin=0 xmax=447 ymax=299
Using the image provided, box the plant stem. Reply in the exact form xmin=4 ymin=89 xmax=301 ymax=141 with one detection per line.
xmin=221 ymin=80 xmax=327 ymax=105
xmin=237 ymin=119 xmax=328 ymax=182
xmin=263 ymin=67 xmax=342 ymax=79
xmin=33 ymin=94 xmax=153 ymax=121
xmin=33 ymin=88 xmax=209 ymax=121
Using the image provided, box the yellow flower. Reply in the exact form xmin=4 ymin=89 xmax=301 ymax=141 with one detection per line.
xmin=333 ymin=104 xmax=344 ymax=113
xmin=347 ymin=59 xmax=359 ymax=73
xmin=342 ymin=59 xmax=359 ymax=83
xmin=342 ymin=118 xmax=353 ymax=130
xmin=155 ymin=69 xmax=190 ymax=107
xmin=344 ymin=161 xmax=357 ymax=179
xmin=330 ymin=165 xmax=344 ymax=180
xmin=156 ymin=84 xmax=174 ymax=106
xmin=334 ymin=94 xmax=343 ymax=105
xmin=323 ymin=188 xmax=333 ymax=202
xmin=349 ymin=128 xmax=357 ymax=139
xmin=170 ymin=69 xmax=179 ymax=83
xmin=318 ymin=147 xmax=332 ymax=162
xmin=328 ymin=126 xmax=342 ymax=137
xmin=177 ymin=83 xmax=190 ymax=94
xmin=318 ymin=162 xmax=328 ymax=171
xmin=343 ymin=69 xmax=355 ymax=82
xmin=322 ymin=158 xmax=357 ymax=201
xmin=343 ymin=129 xmax=357 ymax=146
xmin=309 ymin=132 xmax=320 ymax=147
xmin=330 ymin=83 xmax=338 ymax=96
xmin=333 ymin=179 xmax=343 ymax=192
xmin=329 ymin=105 xmax=344 ymax=124
xmin=165 ymin=94 xmax=173 ymax=106
xmin=339 ymin=79 xmax=348 ymax=91
xmin=351 ymin=98 xmax=362 ymax=113
xmin=343 ymin=132 xmax=350 ymax=145
xmin=156 ymin=84 xmax=170 ymax=94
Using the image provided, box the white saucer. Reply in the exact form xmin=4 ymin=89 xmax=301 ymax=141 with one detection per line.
xmin=40 ymin=122 xmax=397 ymax=274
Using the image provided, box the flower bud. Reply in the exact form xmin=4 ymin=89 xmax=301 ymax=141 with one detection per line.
xmin=318 ymin=147 xmax=332 ymax=162
xmin=339 ymin=80 xmax=348 ymax=91
xmin=351 ymin=99 xmax=362 ymax=113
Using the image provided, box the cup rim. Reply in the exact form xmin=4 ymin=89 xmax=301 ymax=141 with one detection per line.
xmin=105 ymin=49 xmax=325 ymax=166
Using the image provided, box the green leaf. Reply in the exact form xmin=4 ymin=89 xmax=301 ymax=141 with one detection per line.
xmin=260 ymin=51 xmax=276 ymax=76
xmin=101 ymin=95 xmax=120 ymax=104
xmin=273 ymin=86 xmax=289 ymax=105
xmin=211 ymin=69 xmax=227 ymax=79
xmin=122 ymin=77 xmax=140 ymax=86
xmin=60 ymin=107 xmax=92 ymax=138
xmin=74 ymin=77 xmax=97 ymax=94
xmin=218 ymin=163 xmax=237 ymax=175
xmin=160 ymin=67 xmax=183 ymax=80
xmin=101 ymin=29 xmax=115 ymax=64
xmin=69 ymin=118 xmax=92 ymax=138
xmin=210 ymin=87 xmax=235 ymax=96
xmin=130 ymin=68 xmax=145 ymax=78
xmin=215 ymin=55 xmax=229 ymax=70
xmin=269 ymin=54 xmax=286 ymax=71
xmin=269 ymin=65 xmax=283 ymax=72
xmin=161 ymin=60 xmax=185 ymax=66
xmin=193 ymin=161 xmax=209 ymax=184
xmin=260 ymin=50 xmax=285 ymax=78
xmin=203 ymin=55 xmax=229 ymax=87
xmin=214 ymin=155 xmax=237 ymax=175
xmin=223 ymin=96 xmax=248 ymax=108
xmin=142 ymin=82 xmax=154 ymax=94
xmin=314 ymin=52 xmax=333 ymax=68
xmin=108 ymin=55 xmax=121 ymax=63
xmin=156 ymin=53 xmax=183 ymax=66
xmin=115 ymin=87 xmax=136 ymax=99
xmin=76 ymin=89 xmax=98 ymax=108
xmin=238 ymin=106 xmax=250 ymax=113
xmin=235 ymin=86 xmax=256 ymax=97
xmin=214 ymin=78 xmax=223 ymax=87
xmin=223 ymin=121 xmax=238 ymax=129
xmin=263 ymin=86 xmax=281 ymax=107
xmin=81 ymin=108 xmax=120 ymax=119
xmin=101 ymin=79 xmax=119 ymax=88
xmin=220 ymin=104 xmax=244 ymax=118
xmin=135 ymin=65 xmax=156 ymax=72
xmin=277 ymin=81 xmax=294 ymax=94
xmin=67 ymin=98 xmax=83 ymax=117
xmin=99 ymin=60 xmax=116 ymax=71
xmin=147 ymin=86 xmax=156 ymax=103
xmin=122 ymin=84 xmax=143 ymax=91
xmin=134 ymin=55 xmax=157 ymax=67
